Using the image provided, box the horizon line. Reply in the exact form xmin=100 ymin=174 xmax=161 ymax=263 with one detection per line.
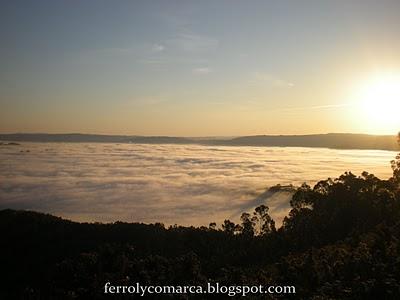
xmin=0 ymin=132 xmax=398 ymax=137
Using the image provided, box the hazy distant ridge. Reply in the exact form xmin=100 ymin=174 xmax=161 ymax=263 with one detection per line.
xmin=214 ymin=133 xmax=398 ymax=151
xmin=0 ymin=133 xmax=398 ymax=151
xmin=0 ymin=133 xmax=191 ymax=144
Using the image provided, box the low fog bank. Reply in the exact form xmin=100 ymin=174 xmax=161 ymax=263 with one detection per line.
xmin=0 ymin=143 xmax=396 ymax=226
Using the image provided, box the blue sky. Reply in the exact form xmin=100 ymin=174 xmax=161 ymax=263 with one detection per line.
xmin=1 ymin=0 xmax=400 ymax=135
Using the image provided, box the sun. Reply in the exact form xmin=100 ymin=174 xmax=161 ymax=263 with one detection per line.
xmin=355 ymin=73 xmax=400 ymax=134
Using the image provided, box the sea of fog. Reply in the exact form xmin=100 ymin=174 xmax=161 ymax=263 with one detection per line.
xmin=0 ymin=142 xmax=397 ymax=226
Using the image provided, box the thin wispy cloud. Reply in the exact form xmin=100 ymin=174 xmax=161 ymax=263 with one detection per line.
xmin=151 ymin=43 xmax=165 ymax=53
xmin=138 ymin=57 xmax=208 ymax=65
xmin=136 ymin=59 xmax=168 ymax=65
xmin=192 ymin=67 xmax=212 ymax=75
xmin=251 ymin=72 xmax=294 ymax=88
xmin=276 ymin=102 xmax=355 ymax=112
xmin=167 ymin=33 xmax=219 ymax=53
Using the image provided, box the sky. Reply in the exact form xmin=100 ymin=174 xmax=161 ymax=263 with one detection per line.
xmin=1 ymin=0 xmax=400 ymax=136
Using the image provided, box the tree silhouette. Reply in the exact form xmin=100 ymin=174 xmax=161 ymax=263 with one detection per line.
xmin=391 ymin=132 xmax=400 ymax=181
xmin=253 ymin=205 xmax=275 ymax=235
xmin=239 ymin=212 xmax=255 ymax=237
xmin=222 ymin=219 xmax=236 ymax=235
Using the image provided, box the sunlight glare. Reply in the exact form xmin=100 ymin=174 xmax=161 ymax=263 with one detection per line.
xmin=355 ymin=73 xmax=400 ymax=134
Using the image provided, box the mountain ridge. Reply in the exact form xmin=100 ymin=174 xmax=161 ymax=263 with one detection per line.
xmin=0 ymin=133 xmax=398 ymax=151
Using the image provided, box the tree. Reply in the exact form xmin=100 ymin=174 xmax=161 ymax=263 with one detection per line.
xmin=391 ymin=132 xmax=400 ymax=181
xmin=240 ymin=212 xmax=255 ymax=237
xmin=222 ymin=219 xmax=236 ymax=235
xmin=290 ymin=183 xmax=315 ymax=209
xmin=209 ymin=222 xmax=217 ymax=230
xmin=253 ymin=205 xmax=275 ymax=235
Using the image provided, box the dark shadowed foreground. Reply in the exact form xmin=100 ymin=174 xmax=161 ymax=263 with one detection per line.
xmin=1 ymin=147 xmax=400 ymax=299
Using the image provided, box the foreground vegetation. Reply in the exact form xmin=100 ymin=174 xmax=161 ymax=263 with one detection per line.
xmin=1 ymin=140 xmax=400 ymax=299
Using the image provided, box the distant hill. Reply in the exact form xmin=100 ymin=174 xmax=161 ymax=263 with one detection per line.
xmin=0 ymin=133 xmax=398 ymax=151
xmin=212 ymin=133 xmax=399 ymax=151
xmin=0 ymin=133 xmax=191 ymax=144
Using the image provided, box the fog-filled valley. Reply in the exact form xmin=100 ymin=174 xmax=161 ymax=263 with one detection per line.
xmin=0 ymin=142 xmax=395 ymax=226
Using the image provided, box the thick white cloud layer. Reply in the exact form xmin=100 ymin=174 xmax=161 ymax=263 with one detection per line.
xmin=0 ymin=143 xmax=396 ymax=226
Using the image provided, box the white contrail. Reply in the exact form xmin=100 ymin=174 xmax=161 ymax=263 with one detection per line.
xmin=275 ymin=102 xmax=355 ymax=112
